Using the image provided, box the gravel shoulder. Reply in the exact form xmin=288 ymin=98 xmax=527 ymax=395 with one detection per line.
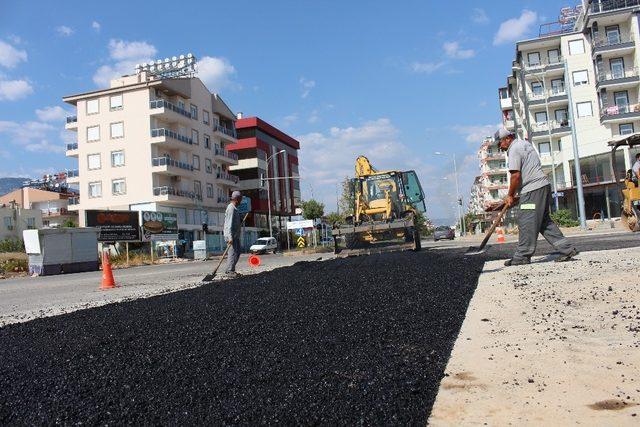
xmin=429 ymin=248 xmax=640 ymax=425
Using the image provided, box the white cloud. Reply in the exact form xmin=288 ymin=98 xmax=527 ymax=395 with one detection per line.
xmin=297 ymin=118 xmax=434 ymax=210
xmin=411 ymin=61 xmax=446 ymax=74
xmin=308 ymin=110 xmax=320 ymax=124
xmin=493 ymin=10 xmax=538 ymax=45
xmin=35 ymin=106 xmax=68 ymax=122
xmin=471 ymin=8 xmax=489 ymax=24
xmin=25 ymin=140 xmax=65 ymax=154
xmin=452 ymin=123 xmax=502 ymax=144
xmin=0 ymin=121 xmax=55 ymax=144
xmin=93 ymin=39 xmax=157 ymax=86
xmin=0 ymin=40 xmax=27 ymax=68
xmin=443 ymin=41 xmax=476 ymax=59
xmin=92 ymin=21 xmax=101 ymax=32
xmin=300 ymin=77 xmax=316 ymax=98
xmin=56 ymin=26 xmax=74 ymax=37
xmin=197 ymin=56 xmax=238 ymax=92
xmin=0 ymin=79 xmax=33 ymax=101
xmin=282 ymin=113 xmax=298 ymax=127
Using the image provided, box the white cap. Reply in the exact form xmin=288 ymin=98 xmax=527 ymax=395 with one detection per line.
xmin=231 ymin=191 xmax=242 ymax=200
xmin=494 ymin=127 xmax=514 ymax=142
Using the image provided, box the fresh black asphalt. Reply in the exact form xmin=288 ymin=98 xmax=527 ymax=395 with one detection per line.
xmin=0 ymin=233 xmax=638 ymax=425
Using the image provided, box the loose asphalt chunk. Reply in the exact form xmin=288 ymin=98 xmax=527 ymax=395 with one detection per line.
xmin=0 ymin=249 xmax=485 ymax=425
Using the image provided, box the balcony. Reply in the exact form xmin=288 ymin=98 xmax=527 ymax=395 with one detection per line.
xmin=484 ymin=168 xmax=508 ymax=176
xmin=150 ymin=128 xmax=194 ymax=149
xmin=214 ymin=146 xmax=239 ymax=164
xmin=592 ymin=33 xmax=635 ymax=56
xmin=600 ymin=103 xmax=640 ymax=123
xmin=65 ymin=115 xmax=77 ymax=130
xmin=527 ymin=87 xmax=568 ymax=106
xmin=499 ymin=97 xmax=512 ymax=110
xmin=66 ymin=170 xmax=79 ymax=183
xmin=504 ymin=119 xmax=515 ymax=130
xmin=596 ymin=67 xmax=640 ymax=89
xmin=66 ymin=142 xmax=78 ymax=157
xmin=216 ymin=171 xmax=240 ymax=186
xmin=153 ymin=186 xmax=203 ymax=202
xmin=213 ymin=124 xmax=237 ymax=141
xmin=522 ymin=57 xmax=564 ymax=75
xmin=151 ymin=157 xmax=194 ymax=176
xmin=540 ymin=151 xmax=563 ymax=166
xmin=530 ymin=120 xmax=572 ymax=139
xmin=149 ymin=99 xmax=192 ymax=123
xmin=590 ymin=0 xmax=640 ymax=14
xmin=68 ymin=197 xmax=80 ymax=206
xmin=42 ymin=208 xmax=71 ymax=218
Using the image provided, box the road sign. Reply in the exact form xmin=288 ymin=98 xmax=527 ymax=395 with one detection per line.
xmin=295 ymin=228 xmax=304 ymax=236
xmin=297 ymin=236 xmax=306 ymax=248
xmin=287 ymin=219 xmax=314 ymax=230
xmin=238 ymin=196 xmax=252 ymax=214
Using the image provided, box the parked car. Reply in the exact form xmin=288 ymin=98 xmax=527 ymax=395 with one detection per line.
xmin=433 ymin=226 xmax=455 ymax=241
xmin=249 ymin=237 xmax=278 ymax=254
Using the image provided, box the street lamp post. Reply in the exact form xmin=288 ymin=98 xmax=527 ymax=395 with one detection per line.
xmin=435 ymin=152 xmax=465 ymax=236
xmin=265 ymin=150 xmax=286 ymax=238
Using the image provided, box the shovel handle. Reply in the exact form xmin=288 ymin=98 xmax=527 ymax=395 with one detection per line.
xmin=477 ymin=203 xmax=509 ymax=251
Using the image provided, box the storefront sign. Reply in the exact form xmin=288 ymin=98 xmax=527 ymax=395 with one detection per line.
xmin=86 ymin=210 xmax=140 ymax=242
xmin=141 ymin=211 xmax=178 ymax=242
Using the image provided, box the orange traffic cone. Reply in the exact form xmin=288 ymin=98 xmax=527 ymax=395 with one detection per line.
xmin=100 ymin=250 xmax=117 ymax=290
xmin=248 ymin=255 xmax=261 ymax=267
xmin=496 ymin=227 xmax=506 ymax=244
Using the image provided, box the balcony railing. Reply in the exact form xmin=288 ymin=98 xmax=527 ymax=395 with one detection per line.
xmin=531 ymin=120 xmax=571 ymax=133
xmin=66 ymin=143 xmax=78 ymax=151
xmin=214 ymin=124 xmax=237 ymax=139
xmin=528 ymin=87 xmax=567 ymax=101
xmin=216 ymin=171 xmax=240 ymax=183
xmin=601 ymin=102 xmax=640 ymax=118
xmin=597 ymin=67 xmax=639 ymax=82
xmin=42 ymin=208 xmax=69 ymax=217
xmin=66 ymin=116 xmax=77 ymax=124
xmin=152 ymin=157 xmax=194 ymax=171
xmin=150 ymin=128 xmax=193 ymax=145
xmin=153 ymin=186 xmax=203 ymax=201
xmin=66 ymin=170 xmax=79 ymax=178
xmin=592 ymin=32 xmax=633 ymax=49
xmin=523 ymin=56 xmax=564 ymax=71
xmin=68 ymin=197 xmax=80 ymax=205
xmin=149 ymin=99 xmax=192 ymax=119
xmin=590 ymin=0 xmax=640 ymax=13
xmin=214 ymin=147 xmax=239 ymax=161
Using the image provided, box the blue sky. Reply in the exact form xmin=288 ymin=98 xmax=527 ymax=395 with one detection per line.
xmin=0 ymin=0 xmax=567 ymax=222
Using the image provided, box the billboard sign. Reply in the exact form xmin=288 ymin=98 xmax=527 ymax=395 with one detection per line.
xmin=86 ymin=210 xmax=141 ymax=242
xmin=238 ymin=196 xmax=252 ymax=214
xmin=141 ymin=211 xmax=178 ymax=241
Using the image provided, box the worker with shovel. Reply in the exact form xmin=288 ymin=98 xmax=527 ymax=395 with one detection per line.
xmin=492 ymin=128 xmax=578 ymax=266
xmin=224 ymin=191 xmax=244 ymax=277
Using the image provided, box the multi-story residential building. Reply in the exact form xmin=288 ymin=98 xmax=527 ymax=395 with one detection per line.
xmin=497 ymin=1 xmax=640 ymax=220
xmin=0 ymin=205 xmax=42 ymax=241
xmin=0 ymin=187 xmax=78 ymax=228
xmin=62 ymin=64 xmax=249 ymax=251
xmin=228 ymin=116 xmax=301 ymax=231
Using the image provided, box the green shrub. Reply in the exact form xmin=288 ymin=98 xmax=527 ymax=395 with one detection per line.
xmin=0 ymin=258 xmax=27 ymax=273
xmin=0 ymin=238 xmax=24 ymax=253
xmin=550 ymin=209 xmax=580 ymax=227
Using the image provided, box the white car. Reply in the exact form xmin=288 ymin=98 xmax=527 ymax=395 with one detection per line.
xmin=249 ymin=237 xmax=278 ymax=254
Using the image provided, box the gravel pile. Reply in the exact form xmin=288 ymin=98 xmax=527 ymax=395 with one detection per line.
xmin=0 ymin=249 xmax=485 ymax=425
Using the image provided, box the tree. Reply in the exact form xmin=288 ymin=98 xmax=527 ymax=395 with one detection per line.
xmin=464 ymin=212 xmax=480 ymax=234
xmin=338 ymin=176 xmax=355 ymax=216
xmin=325 ymin=212 xmax=343 ymax=226
xmin=62 ymin=219 xmax=77 ymax=228
xmin=414 ymin=211 xmax=434 ymax=236
xmin=301 ymin=199 xmax=325 ymax=220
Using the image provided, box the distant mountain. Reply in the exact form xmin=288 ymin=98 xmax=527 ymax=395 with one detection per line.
xmin=0 ymin=178 xmax=28 ymax=197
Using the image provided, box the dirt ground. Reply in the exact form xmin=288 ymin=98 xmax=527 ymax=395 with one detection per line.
xmin=429 ymin=248 xmax=640 ymax=426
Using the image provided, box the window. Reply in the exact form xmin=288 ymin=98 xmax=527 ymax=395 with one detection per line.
xmin=548 ymin=49 xmax=560 ymax=64
xmin=190 ymin=104 xmax=198 ymax=120
xmin=87 ymin=153 xmax=101 ymax=170
xmin=110 ymin=94 xmax=123 ymax=110
xmin=192 ymin=129 xmax=199 ymax=145
xmin=3 ymin=217 xmax=12 ymax=229
xmin=110 ymin=122 xmax=124 ymax=139
xmin=112 ymin=179 xmax=126 ymax=195
xmin=178 ymin=100 xmax=185 ymax=110
xmin=86 ymin=99 xmax=99 ymax=115
xmin=555 ymin=109 xmax=569 ymax=124
xmin=498 ymin=88 xmax=509 ymax=99
xmin=531 ymin=81 xmax=543 ymax=96
xmin=620 ymin=123 xmax=634 ymax=135
xmin=610 ymin=58 xmax=625 ymax=79
xmin=193 ymin=154 xmax=200 ymax=170
xmin=572 ymin=70 xmax=589 ymax=86
xmin=614 ymin=90 xmax=630 ymax=112
xmin=527 ymin=52 xmax=541 ymax=66
xmin=87 ymin=125 xmax=100 ymax=142
xmin=88 ymin=181 xmax=102 ymax=198
xmin=203 ymin=110 xmax=210 ymax=125
xmin=568 ymin=39 xmax=585 ymax=55
xmin=26 ymin=217 xmax=36 ymax=229
xmin=206 ymin=183 xmax=214 ymax=198
xmin=576 ymin=101 xmax=593 ymax=117
xmin=535 ymin=111 xmax=548 ymax=123
xmin=551 ymin=78 xmax=565 ymax=94
xmin=605 ymin=25 xmax=621 ymax=45
xmin=111 ymin=150 xmax=125 ymax=167
xmin=538 ymin=142 xmax=551 ymax=155
xmin=205 ymin=158 xmax=212 ymax=173
xmin=194 ymin=181 xmax=202 ymax=196
xmin=204 ymin=134 xmax=210 ymax=149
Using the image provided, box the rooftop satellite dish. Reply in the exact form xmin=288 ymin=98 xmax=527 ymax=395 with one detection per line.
xmin=142 ymin=62 xmax=148 ymax=68
xmin=187 ymin=53 xmax=193 ymax=58
xmin=150 ymin=65 xmax=156 ymax=71
xmin=179 ymin=54 xmax=185 ymax=59
xmin=172 ymin=56 xmax=177 ymax=61
xmin=156 ymin=59 xmax=162 ymax=65
xmin=164 ymin=57 xmax=169 ymax=63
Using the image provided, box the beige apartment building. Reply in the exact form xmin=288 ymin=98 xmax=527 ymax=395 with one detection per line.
xmin=497 ymin=1 xmax=640 ymax=220
xmin=63 ymin=67 xmax=248 ymax=250
xmin=0 ymin=187 xmax=78 ymax=228
xmin=0 ymin=206 xmax=42 ymax=241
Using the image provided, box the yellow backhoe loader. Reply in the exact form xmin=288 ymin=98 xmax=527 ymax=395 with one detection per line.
xmin=332 ymin=156 xmax=426 ymax=253
xmin=609 ymin=133 xmax=640 ymax=231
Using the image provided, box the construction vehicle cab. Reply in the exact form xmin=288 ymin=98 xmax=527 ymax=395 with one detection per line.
xmin=608 ymin=133 xmax=640 ymax=231
xmin=332 ymin=156 xmax=426 ymax=253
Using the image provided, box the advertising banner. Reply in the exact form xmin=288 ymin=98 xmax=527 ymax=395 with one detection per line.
xmin=86 ymin=210 xmax=140 ymax=242
xmin=141 ymin=211 xmax=178 ymax=241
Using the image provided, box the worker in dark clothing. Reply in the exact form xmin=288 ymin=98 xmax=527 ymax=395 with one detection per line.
xmin=494 ymin=128 xmax=578 ymax=266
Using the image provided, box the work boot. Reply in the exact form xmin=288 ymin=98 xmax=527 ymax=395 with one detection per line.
xmin=555 ymin=249 xmax=579 ymax=262
xmin=504 ymin=258 xmax=531 ymax=266
xmin=224 ymin=271 xmax=241 ymax=278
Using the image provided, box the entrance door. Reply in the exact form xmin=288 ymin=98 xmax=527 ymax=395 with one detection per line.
xmin=610 ymin=58 xmax=625 ymax=79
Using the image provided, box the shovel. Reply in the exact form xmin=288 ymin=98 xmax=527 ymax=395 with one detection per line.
xmin=465 ymin=203 xmax=509 ymax=256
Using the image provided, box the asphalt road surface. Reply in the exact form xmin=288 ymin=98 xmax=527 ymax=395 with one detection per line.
xmin=1 ymin=233 xmax=639 ymax=424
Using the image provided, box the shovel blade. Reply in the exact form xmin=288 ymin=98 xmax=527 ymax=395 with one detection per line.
xmin=465 ymin=245 xmax=489 ymax=256
xmin=202 ymin=273 xmax=216 ymax=283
